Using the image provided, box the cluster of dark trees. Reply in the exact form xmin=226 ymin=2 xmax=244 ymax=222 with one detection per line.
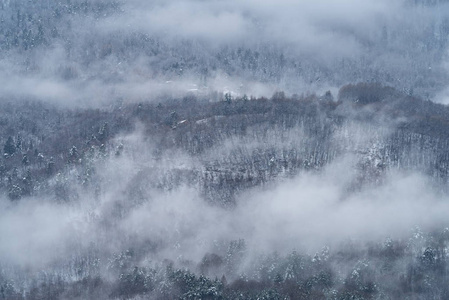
xmin=0 ymin=0 xmax=120 ymax=51
xmin=2 ymin=228 xmax=449 ymax=299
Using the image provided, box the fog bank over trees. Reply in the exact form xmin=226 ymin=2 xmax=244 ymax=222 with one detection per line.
xmin=2 ymin=0 xmax=449 ymax=105
xmin=0 ymin=85 xmax=449 ymax=298
xmin=2 ymin=0 xmax=449 ymax=299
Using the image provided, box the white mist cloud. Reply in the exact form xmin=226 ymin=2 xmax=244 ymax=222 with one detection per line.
xmin=238 ymin=165 xmax=448 ymax=255
xmin=1 ymin=129 xmax=448 ymax=274
xmin=0 ymin=198 xmax=82 ymax=268
xmin=109 ymin=0 xmax=397 ymax=58
xmin=1 ymin=0 xmax=447 ymax=105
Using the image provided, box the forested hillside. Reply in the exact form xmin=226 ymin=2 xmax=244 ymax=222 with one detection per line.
xmin=0 ymin=84 xmax=449 ymax=299
xmin=3 ymin=83 xmax=449 ymax=205
xmin=3 ymin=0 xmax=449 ymax=102
xmin=3 ymin=0 xmax=449 ymax=299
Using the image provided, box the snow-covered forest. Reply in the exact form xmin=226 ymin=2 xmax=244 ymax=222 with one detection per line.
xmin=2 ymin=0 xmax=449 ymax=299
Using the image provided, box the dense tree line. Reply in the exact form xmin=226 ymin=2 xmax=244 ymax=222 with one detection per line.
xmin=2 ymin=228 xmax=449 ymax=299
xmin=3 ymin=83 xmax=449 ymax=203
